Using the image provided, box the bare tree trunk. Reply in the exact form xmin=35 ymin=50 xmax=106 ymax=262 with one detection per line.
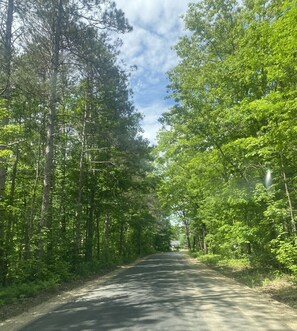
xmin=280 ymin=154 xmax=296 ymax=236
xmin=1 ymin=0 xmax=14 ymax=100
xmin=104 ymin=212 xmax=110 ymax=263
xmin=76 ymin=68 xmax=94 ymax=257
xmin=183 ymin=219 xmax=192 ymax=251
xmin=5 ymin=147 xmax=19 ymax=273
xmin=137 ymin=224 xmax=142 ymax=256
xmin=0 ymin=0 xmax=14 ymax=287
xmin=85 ymin=182 xmax=95 ymax=261
xmin=75 ymin=106 xmax=87 ymax=257
xmin=0 ymin=0 xmax=14 ymax=193
xmin=201 ymin=223 xmax=208 ymax=254
xmin=27 ymin=135 xmax=43 ymax=260
xmin=119 ymin=221 xmax=125 ymax=258
xmin=95 ymin=216 xmax=100 ymax=260
xmin=59 ymin=124 xmax=67 ymax=242
xmin=40 ymin=0 xmax=63 ymax=255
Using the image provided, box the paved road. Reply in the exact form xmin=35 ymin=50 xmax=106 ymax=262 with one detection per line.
xmin=2 ymin=252 xmax=297 ymax=330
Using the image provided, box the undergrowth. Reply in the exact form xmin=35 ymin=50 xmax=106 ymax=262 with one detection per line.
xmin=0 ymin=259 xmax=126 ymax=307
xmin=0 ymin=278 xmax=59 ymax=306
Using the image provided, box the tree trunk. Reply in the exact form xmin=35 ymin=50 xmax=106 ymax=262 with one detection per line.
xmin=192 ymin=235 xmax=196 ymax=251
xmin=0 ymin=0 xmax=14 ymax=194
xmin=75 ymin=106 xmax=88 ymax=257
xmin=280 ymin=154 xmax=296 ymax=236
xmin=59 ymin=158 xmax=67 ymax=243
xmin=95 ymin=216 xmax=100 ymax=260
xmin=5 ymin=146 xmax=19 ymax=276
xmin=76 ymin=68 xmax=94 ymax=257
xmin=0 ymin=0 xmax=14 ymax=287
xmin=201 ymin=223 xmax=208 ymax=254
xmin=119 ymin=221 xmax=125 ymax=258
xmin=137 ymin=224 xmax=142 ymax=256
xmin=85 ymin=182 xmax=95 ymax=261
xmin=104 ymin=212 xmax=110 ymax=263
xmin=40 ymin=0 xmax=63 ymax=255
xmin=58 ymin=116 xmax=67 ymax=244
xmin=26 ymin=135 xmax=43 ymax=260
xmin=183 ymin=220 xmax=192 ymax=251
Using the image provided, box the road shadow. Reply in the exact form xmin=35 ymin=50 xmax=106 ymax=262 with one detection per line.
xmin=18 ymin=252 xmax=293 ymax=330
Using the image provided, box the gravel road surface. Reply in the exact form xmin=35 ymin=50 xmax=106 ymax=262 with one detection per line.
xmin=1 ymin=252 xmax=297 ymax=330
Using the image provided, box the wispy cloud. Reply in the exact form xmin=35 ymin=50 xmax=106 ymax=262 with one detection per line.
xmin=138 ymin=101 xmax=169 ymax=144
xmin=115 ymin=0 xmax=196 ymax=143
xmin=117 ymin=1 xmax=188 ymax=69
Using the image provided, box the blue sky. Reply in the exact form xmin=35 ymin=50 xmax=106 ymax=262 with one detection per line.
xmin=115 ymin=0 xmax=197 ymax=144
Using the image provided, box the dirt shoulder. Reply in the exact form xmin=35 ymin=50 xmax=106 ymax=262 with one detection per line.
xmin=186 ymin=253 xmax=297 ymax=310
xmin=185 ymin=253 xmax=297 ymax=330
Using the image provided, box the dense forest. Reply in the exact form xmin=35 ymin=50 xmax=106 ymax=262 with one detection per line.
xmin=0 ymin=0 xmax=171 ymax=294
xmin=157 ymin=0 xmax=297 ymax=274
xmin=1 ymin=0 xmax=297 ymax=305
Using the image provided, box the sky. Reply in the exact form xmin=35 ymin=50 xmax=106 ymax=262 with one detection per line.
xmin=115 ymin=0 xmax=197 ymax=144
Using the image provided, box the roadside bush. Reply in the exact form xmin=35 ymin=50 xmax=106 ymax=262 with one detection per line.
xmin=0 ymin=278 xmax=60 ymax=305
xmin=271 ymin=238 xmax=297 ymax=275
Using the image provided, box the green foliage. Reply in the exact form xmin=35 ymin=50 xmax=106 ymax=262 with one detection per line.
xmin=190 ymin=252 xmax=223 ymax=267
xmin=157 ymin=0 xmax=297 ymax=275
xmin=0 ymin=278 xmax=60 ymax=306
xmin=0 ymin=0 xmax=170 ymax=301
xmin=271 ymin=238 xmax=297 ymax=275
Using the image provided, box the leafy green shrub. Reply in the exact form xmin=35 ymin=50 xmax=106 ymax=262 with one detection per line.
xmin=271 ymin=238 xmax=297 ymax=275
xmin=0 ymin=277 xmax=62 ymax=305
xmin=18 ymin=259 xmax=50 ymax=283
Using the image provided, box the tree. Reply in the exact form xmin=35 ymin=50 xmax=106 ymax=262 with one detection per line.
xmin=0 ymin=0 xmax=14 ymax=286
xmin=157 ymin=0 xmax=297 ymax=272
xmin=0 ymin=0 xmax=171 ymax=289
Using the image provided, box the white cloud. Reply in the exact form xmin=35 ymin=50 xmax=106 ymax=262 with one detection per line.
xmin=117 ymin=1 xmax=188 ymax=69
xmin=138 ymin=101 xmax=170 ymax=144
xmin=114 ymin=0 xmax=197 ymax=143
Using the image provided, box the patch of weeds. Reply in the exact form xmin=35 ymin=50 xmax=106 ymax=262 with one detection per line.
xmin=260 ymin=274 xmax=297 ymax=309
xmin=190 ymin=252 xmax=222 ymax=266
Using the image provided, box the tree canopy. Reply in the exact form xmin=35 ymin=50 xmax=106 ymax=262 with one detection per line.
xmin=157 ymin=0 xmax=297 ymax=273
xmin=0 ymin=0 xmax=170 ymax=289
